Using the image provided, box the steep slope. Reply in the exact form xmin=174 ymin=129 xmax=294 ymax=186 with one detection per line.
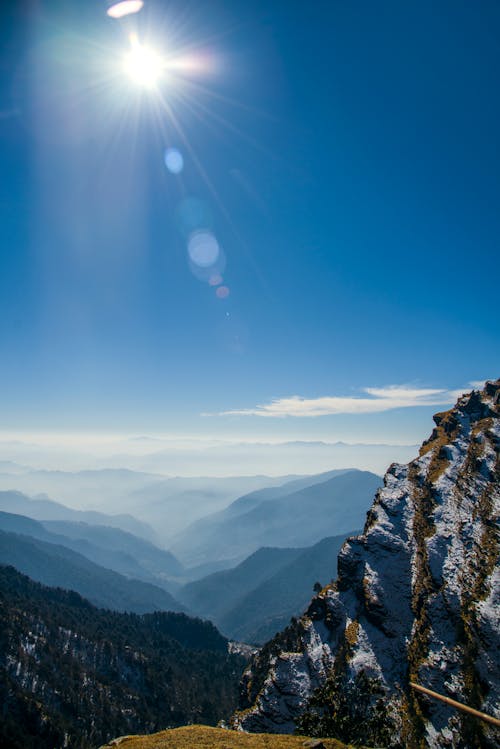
xmin=219 ymin=533 xmax=361 ymax=645
xmin=232 ymin=381 xmax=500 ymax=749
xmin=0 ymin=529 xmax=185 ymax=613
xmin=178 ymin=533 xmax=360 ymax=645
xmin=172 ymin=470 xmax=381 ymax=566
xmin=0 ymin=565 xmax=245 ymax=749
xmin=178 ymin=547 xmax=303 ymax=623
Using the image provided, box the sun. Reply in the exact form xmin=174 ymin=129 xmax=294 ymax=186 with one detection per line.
xmin=123 ymin=36 xmax=164 ymax=88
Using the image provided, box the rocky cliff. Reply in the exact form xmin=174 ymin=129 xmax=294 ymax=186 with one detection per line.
xmin=232 ymin=381 xmax=500 ymax=748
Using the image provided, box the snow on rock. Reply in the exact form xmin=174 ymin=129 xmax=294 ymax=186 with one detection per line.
xmin=232 ymin=380 xmax=500 ymax=748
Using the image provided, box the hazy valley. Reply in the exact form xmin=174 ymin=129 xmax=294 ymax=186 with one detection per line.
xmin=0 ymin=451 xmax=382 ymax=749
xmin=0 ymin=466 xmax=380 ymax=631
xmin=1 ymin=382 xmax=499 ymax=749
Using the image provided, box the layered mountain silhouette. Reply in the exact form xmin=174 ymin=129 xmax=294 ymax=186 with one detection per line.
xmin=178 ymin=532 xmax=360 ymax=644
xmin=0 ymin=511 xmax=183 ymax=583
xmin=0 ymin=472 xmax=301 ymax=539
xmin=0 ymin=528 xmax=184 ymax=614
xmin=0 ymin=489 xmax=155 ymax=541
xmin=172 ymin=469 xmax=381 ymax=566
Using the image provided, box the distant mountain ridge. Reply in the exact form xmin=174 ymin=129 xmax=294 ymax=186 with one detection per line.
xmin=0 ymin=489 xmax=156 ymax=541
xmin=0 ymin=511 xmax=183 ymax=581
xmin=0 ymin=528 xmax=185 ymax=614
xmin=178 ymin=532 xmax=361 ymax=644
xmin=172 ymin=469 xmax=381 ymax=566
xmin=42 ymin=518 xmax=184 ymax=576
xmin=219 ymin=468 xmax=353 ymax=519
xmin=0 ymin=474 xmax=305 ymax=539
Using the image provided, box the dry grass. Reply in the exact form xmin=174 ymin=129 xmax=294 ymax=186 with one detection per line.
xmin=99 ymin=724 xmax=352 ymax=749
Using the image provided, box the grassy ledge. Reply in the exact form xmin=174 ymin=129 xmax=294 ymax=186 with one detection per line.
xmin=98 ymin=724 xmax=353 ymax=748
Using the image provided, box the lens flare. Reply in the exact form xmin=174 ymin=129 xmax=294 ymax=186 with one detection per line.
xmin=188 ymin=230 xmax=220 ymax=268
xmin=216 ymin=285 xmax=230 ymax=299
xmin=107 ymin=1 xmax=144 ymax=19
xmin=164 ymin=147 xmax=184 ymax=174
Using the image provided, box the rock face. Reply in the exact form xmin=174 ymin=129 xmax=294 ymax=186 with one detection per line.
xmin=232 ymin=381 xmax=500 ymax=748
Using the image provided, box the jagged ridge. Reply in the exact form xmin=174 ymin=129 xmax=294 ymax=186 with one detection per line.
xmin=232 ymin=380 xmax=500 ymax=749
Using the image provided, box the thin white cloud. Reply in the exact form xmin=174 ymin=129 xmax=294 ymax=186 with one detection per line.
xmin=211 ymin=383 xmax=479 ymax=418
xmin=469 ymin=379 xmax=487 ymax=389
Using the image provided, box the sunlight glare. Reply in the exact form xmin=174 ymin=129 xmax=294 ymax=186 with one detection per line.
xmin=123 ymin=37 xmax=164 ymax=88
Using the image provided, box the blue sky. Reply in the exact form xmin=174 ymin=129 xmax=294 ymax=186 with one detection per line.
xmin=0 ymin=0 xmax=498 ymax=447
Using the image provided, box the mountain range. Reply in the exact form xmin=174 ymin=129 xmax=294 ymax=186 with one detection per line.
xmin=0 ymin=437 xmax=418 ymax=479
xmin=0 ymin=528 xmax=184 ymax=614
xmin=0 ymin=511 xmax=183 ymax=582
xmin=178 ymin=532 xmax=360 ymax=644
xmin=2 ymin=383 xmax=498 ymax=749
xmin=0 ymin=469 xmax=383 ymax=643
xmin=0 ymin=489 xmax=156 ymax=541
xmin=171 ymin=469 xmax=381 ymax=566
xmin=0 ymin=472 xmax=300 ymax=539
